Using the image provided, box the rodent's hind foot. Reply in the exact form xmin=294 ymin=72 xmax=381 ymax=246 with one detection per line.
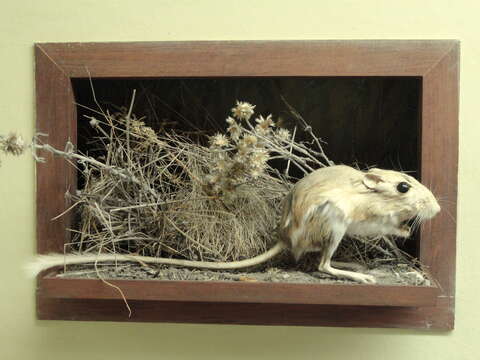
xmin=354 ymin=273 xmax=376 ymax=284
xmin=330 ymin=261 xmax=366 ymax=272
xmin=318 ymin=264 xmax=376 ymax=284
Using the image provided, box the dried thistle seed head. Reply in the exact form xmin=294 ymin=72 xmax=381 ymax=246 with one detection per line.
xmin=255 ymin=115 xmax=275 ymax=135
xmin=227 ymin=122 xmax=242 ymax=141
xmin=276 ymin=128 xmax=291 ymax=141
xmin=255 ymin=114 xmax=275 ymax=128
xmin=129 ymin=121 xmax=164 ymax=149
xmin=133 ymin=125 xmax=157 ymax=139
xmin=89 ymin=118 xmax=100 ymax=127
xmin=237 ymin=135 xmax=257 ymax=151
xmin=209 ymin=133 xmax=229 ymax=148
xmin=1 ymin=133 xmax=25 ymax=156
xmin=130 ymin=119 xmax=148 ymax=129
xmin=236 ymin=143 xmax=249 ymax=156
xmin=231 ymin=101 xmax=255 ymax=121
xmin=249 ymin=167 xmax=264 ymax=178
xmin=251 ymin=150 xmax=269 ymax=166
xmin=242 ymin=135 xmax=258 ymax=146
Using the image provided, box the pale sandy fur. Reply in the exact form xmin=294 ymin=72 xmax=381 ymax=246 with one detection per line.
xmin=278 ymin=165 xmax=440 ymax=283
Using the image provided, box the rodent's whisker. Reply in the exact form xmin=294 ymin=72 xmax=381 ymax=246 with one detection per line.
xmin=412 ymin=216 xmax=423 ymax=232
xmin=439 ymin=206 xmax=457 ymax=224
xmin=436 ymin=197 xmax=456 ymax=205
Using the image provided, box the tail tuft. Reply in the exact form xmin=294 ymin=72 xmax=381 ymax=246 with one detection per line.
xmin=23 ymin=254 xmax=68 ymax=278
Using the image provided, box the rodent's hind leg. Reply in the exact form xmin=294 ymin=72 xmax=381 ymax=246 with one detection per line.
xmin=330 ymin=261 xmax=365 ymax=271
xmin=318 ymin=262 xmax=376 ymax=284
xmin=317 ymin=223 xmax=375 ymax=284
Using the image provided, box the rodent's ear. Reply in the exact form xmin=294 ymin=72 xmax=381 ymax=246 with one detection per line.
xmin=363 ymin=171 xmax=384 ymax=190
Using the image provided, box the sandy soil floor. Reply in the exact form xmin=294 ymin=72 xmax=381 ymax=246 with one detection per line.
xmin=57 ymin=262 xmax=431 ymax=286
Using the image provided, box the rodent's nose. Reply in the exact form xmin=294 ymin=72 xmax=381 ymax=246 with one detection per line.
xmin=422 ymin=197 xmax=441 ymax=220
xmin=430 ymin=197 xmax=441 ymax=217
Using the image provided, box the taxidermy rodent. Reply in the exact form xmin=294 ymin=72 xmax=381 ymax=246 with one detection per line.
xmin=26 ymin=165 xmax=440 ymax=284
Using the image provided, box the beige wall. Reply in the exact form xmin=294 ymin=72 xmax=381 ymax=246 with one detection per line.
xmin=0 ymin=1 xmax=478 ymax=359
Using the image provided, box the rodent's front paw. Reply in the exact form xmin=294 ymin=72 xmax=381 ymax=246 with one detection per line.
xmin=396 ymin=225 xmax=411 ymax=238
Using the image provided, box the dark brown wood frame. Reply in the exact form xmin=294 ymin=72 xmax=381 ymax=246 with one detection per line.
xmin=35 ymin=40 xmax=459 ymax=329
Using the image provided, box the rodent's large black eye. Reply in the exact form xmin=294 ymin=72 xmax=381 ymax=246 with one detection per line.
xmin=397 ymin=182 xmax=411 ymax=193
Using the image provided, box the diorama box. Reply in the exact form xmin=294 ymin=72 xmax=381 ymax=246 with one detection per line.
xmin=35 ymin=40 xmax=458 ymax=329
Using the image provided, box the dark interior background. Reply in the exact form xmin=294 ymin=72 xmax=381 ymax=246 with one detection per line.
xmin=72 ymin=77 xmax=421 ymax=256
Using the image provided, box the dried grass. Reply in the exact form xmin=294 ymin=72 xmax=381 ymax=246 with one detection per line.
xmin=30 ymin=92 xmax=415 ymax=270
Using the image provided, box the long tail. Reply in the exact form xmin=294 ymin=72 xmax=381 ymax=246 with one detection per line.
xmin=24 ymin=242 xmax=286 ymax=278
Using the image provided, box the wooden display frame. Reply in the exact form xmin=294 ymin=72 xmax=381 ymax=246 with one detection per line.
xmin=35 ymin=40 xmax=459 ymax=329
